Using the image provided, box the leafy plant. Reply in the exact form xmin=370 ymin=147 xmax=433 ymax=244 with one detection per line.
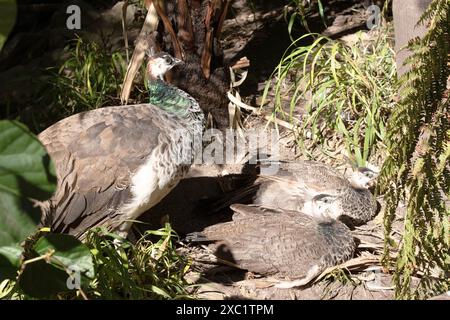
xmin=0 ymin=120 xmax=55 ymax=247
xmin=46 ymin=37 xmax=127 ymax=116
xmin=0 ymin=120 xmax=94 ymax=299
xmin=262 ymin=25 xmax=397 ymax=167
xmin=83 ymin=225 xmax=192 ymax=300
xmin=1 ymin=225 xmax=193 ymax=300
xmin=1 ymin=36 xmax=137 ymax=133
xmin=378 ymin=0 xmax=450 ymax=299
xmin=286 ymin=0 xmax=326 ymax=38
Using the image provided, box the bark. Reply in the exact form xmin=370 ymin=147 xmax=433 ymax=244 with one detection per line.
xmin=393 ymin=0 xmax=432 ymax=76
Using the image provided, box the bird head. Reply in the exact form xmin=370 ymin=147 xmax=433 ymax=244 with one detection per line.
xmin=348 ymin=166 xmax=379 ymax=190
xmin=302 ymin=193 xmax=341 ymax=221
xmin=146 ymin=50 xmax=183 ymax=80
xmin=310 ymin=191 xmax=376 ymax=228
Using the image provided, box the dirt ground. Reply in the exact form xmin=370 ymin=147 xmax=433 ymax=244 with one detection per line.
xmin=138 ymin=0 xmax=402 ymax=300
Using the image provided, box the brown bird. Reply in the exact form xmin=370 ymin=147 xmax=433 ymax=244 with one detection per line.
xmin=39 ymin=52 xmax=204 ymax=239
xmin=215 ymin=160 xmax=378 ymax=227
xmin=187 ymin=203 xmax=356 ymax=288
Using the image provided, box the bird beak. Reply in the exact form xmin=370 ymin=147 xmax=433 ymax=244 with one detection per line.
xmin=366 ymin=178 xmax=377 ymax=191
xmin=173 ymin=58 xmax=183 ymax=66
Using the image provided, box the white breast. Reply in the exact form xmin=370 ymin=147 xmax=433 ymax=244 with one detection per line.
xmin=117 ymin=131 xmax=192 ymax=235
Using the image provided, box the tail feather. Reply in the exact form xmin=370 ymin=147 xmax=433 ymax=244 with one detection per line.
xmin=209 ymin=182 xmax=261 ymax=213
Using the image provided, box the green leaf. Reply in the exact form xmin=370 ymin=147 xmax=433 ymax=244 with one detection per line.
xmin=0 ymin=120 xmax=56 ymax=201
xmin=317 ymin=0 xmax=327 ymax=28
xmin=18 ymin=234 xmax=95 ymax=298
xmin=0 ymin=191 xmax=41 ymax=246
xmin=0 ymin=0 xmax=17 ymax=51
xmin=0 ymin=245 xmax=22 ymax=281
xmin=33 ymin=234 xmax=95 ymax=279
xmin=0 ymin=120 xmax=56 ymax=279
xmin=18 ymin=258 xmax=71 ymax=298
xmin=149 ymin=285 xmax=171 ymax=299
xmin=0 ymin=120 xmax=56 ymax=247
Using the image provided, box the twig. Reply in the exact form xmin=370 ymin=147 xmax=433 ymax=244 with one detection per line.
xmin=264 ymin=115 xmax=296 ymax=131
xmin=78 ymin=288 xmax=89 ymax=300
xmin=22 ymin=249 xmax=55 ymax=265
xmin=231 ymin=57 xmax=250 ymax=70
xmin=227 ymin=91 xmax=259 ymax=113
xmin=316 ymin=254 xmax=381 ymax=282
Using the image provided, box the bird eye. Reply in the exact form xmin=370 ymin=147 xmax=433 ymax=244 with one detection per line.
xmin=164 ymin=56 xmax=172 ymax=64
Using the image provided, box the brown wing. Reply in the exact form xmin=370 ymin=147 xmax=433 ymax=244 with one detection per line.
xmin=229 ymin=203 xmax=297 ymax=220
xmin=252 ymin=178 xmax=306 ymax=212
xmin=260 ymin=161 xmax=350 ymax=194
xmin=250 ymin=161 xmax=348 ymax=211
xmin=201 ymin=204 xmax=355 ymax=278
xmin=210 ymin=160 xmax=350 ymax=213
xmin=39 ymin=104 xmax=175 ymax=237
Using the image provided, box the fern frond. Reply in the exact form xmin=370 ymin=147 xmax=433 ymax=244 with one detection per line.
xmin=379 ymin=0 xmax=450 ymax=299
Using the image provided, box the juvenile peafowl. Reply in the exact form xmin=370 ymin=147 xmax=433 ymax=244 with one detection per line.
xmin=187 ymin=203 xmax=356 ymax=289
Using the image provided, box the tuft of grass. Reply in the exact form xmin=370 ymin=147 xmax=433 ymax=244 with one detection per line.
xmin=262 ymin=25 xmax=397 ymax=167
xmin=2 ymin=36 xmax=151 ymax=132
xmin=0 ymin=36 xmax=133 ymax=132
xmin=0 ymin=224 xmax=193 ymax=300
xmin=0 ymin=280 xmax=20 ymax=300
xmin=286 ymin=0 xmax=326 ymax=38
xmin=83 ymin=224 xmax=193 ymax=300
xmin=43 ymin=37 xmax=127 ymax=118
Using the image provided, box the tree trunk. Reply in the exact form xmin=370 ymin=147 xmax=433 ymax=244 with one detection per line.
xmin=393 ymin=0 xmax=431 ymax=76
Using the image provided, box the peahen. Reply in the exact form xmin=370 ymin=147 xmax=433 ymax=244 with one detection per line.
xmin=39 ymin=51 xmax=204 ymax=239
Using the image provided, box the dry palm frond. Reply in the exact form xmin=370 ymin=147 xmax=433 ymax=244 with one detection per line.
xmin=120 ymin=2 xmax=159 ymax=104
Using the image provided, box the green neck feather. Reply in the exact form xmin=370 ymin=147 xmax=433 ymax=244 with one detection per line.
xmin=148 ymin=78 xmax=197 ymax=119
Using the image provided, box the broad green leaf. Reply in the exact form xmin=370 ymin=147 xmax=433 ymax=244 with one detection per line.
xmin=0 ymin=245 xmax=21 ymax=281
xmin=0 ymin=191 xmax=41 ymax=246
xmin=0 ymin=120 xmax=56 ymax=276
xmin=0 ymin=120 xmax=56 ymax=201
xmin=0 ymin=0 xmax=17 ymax=51
xmin=18 ymin=234 xmax=95 ymax=298
xmin=18 ymin=258 xmax=71 ymax=298
xmin=0 ymin=120 xmax=56 ymax=247
xmin=34 ymin=234 xmax=95 ymax=279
